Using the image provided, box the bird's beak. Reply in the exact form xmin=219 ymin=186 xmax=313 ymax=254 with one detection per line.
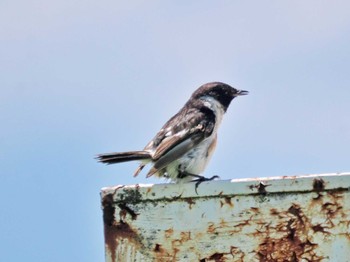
xmin=236 ymin=90 xmax=249 ymax=96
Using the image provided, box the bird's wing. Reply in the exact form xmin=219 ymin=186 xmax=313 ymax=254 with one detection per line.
xmin=146 ymin=107 xmax=216 ymax=177
xmin=153 ymin=124 xmax=206 ymax=160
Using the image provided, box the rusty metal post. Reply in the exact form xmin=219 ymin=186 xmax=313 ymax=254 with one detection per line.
xmin=101 ymin=173 xmax=350 ymax=261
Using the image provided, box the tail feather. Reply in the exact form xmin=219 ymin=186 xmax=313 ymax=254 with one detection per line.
xmin=96 ymin=151 xmax=151 ymax=165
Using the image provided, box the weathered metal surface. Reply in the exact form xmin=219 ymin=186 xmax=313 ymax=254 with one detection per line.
xmin=101 ymin=173 xmax=350 ymax=262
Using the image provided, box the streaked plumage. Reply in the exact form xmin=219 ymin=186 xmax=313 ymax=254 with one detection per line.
xmin=97 ymin=82 xmax=248 ymax=183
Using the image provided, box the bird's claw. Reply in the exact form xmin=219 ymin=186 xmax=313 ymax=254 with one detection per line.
xmin=192 ymin=175 xmax=220 ymax=194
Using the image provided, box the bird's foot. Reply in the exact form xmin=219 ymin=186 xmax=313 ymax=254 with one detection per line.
xmin=190 ymin=174 xmax=220 ymax=194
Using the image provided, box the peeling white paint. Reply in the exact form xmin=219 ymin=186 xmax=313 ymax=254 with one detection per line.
xmin=101 ymin=172 xmax=350 ymax=262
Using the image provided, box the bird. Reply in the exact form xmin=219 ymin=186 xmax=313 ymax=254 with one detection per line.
xmin=96 ymin=82 xmax=248 ymax=186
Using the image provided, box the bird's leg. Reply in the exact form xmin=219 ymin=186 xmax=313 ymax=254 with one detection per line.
xmin=178 ymin=170 xmax=219 ymax=194
xmin=191 ymin=174 xmax=220 ymax=193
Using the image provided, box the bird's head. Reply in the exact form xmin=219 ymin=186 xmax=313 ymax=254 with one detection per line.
xmin=191 ymin=82 xmax=248 ymax=112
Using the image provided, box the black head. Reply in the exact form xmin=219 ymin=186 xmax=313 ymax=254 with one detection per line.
xmin=191 ymin=82 xmax=248 ymax=111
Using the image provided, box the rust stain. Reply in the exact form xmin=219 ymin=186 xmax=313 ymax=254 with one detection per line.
xmin=288 ymin=204 xmax=304 ymax=223
xmin=102 ymin=193 xmax=119 ymax=262
xmin=175 ymin=231 xmax=191 ymax=243
xmin=118 ymin=203 xmax=138 ymax=220
xmin=102 ymin=193 xmax=141 ymax=262
xmin=207 ymin=222 xmax=217 ymax=234
xmin=106 ymin=221 xmax=140 ymax=261
xmin=232 ymin=209 xmax=260 ymax=232
xmin=249 ymin=182 xmax=271 ymax=194
xmin=270 ymin=208 xmax=279 ymax=216
xmin=258 ymin=182 xmax=270 ymax=194
xmin=322 ymin=191 xmax=345 ymax=227
xmin=181 ymin=231 xmax=191 ymax=241
xmin=224 ymin=197 xmax=233 ymax=207
xmin=312 ymin=224 xmax=331 ymax=234
xmin=168 ymin=230 xmax=192 ymax=257
xmin=119 ymin=208 xmax=127 ymax=221
xmin=233 ymin=217 xmax=252 ymax=230
xmin=154 ymin=232 xmax=188 ymax=262
xmin=154 ymin=243 xmax=162 ymax=252
xmin=313 ymin=178 xmax=325 ymax=192
xmin=257 ymin=233 xmax=323 ymax=261
xmin=313 ymin=178 xmax=325 ymax=200
xmin=201 ymin=246 xmax=245 ymax=262
xmin=113 ymin=221 xmax=138 ymax=240
xmin=208 ymin=253 xmax=224 ymax=261
xmin=153 ymin=242 xmax=174 ymax=261
xmin=254 ymin=202 xmax=331 ymax=261
xmin=250 ymin=207 xmax=260 ymax=213
xmin=102 ymin=175 xmax=350 ymax=261
xmin=339 ymin=232 xmax=350 ymax=242
xmin=323 ymin=201 xmax=342 ymax=220
xmin=185 ymin=197 xmax=196 ymax=209
xmin=311 ymin=187 xmax=345 ymax=222
xmin=220 ymin=196 xmax=234 ymax=208
xmin=200 ymin=252 xmax=227 ymax=262
xmin=172 ymin=247 xmax=179 ymax=261
xmin=165 ymin=228 xmax=174 ymax=238
xmin=230 ymin=246 xmax=245 ymax=262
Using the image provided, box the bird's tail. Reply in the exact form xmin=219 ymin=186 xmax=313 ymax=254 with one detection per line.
xmin=96 ymin=151 xmax=151 ymax=165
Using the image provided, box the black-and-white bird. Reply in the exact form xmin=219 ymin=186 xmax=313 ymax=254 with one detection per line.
xmin=97 ymin=82 xmax=248 ymax=184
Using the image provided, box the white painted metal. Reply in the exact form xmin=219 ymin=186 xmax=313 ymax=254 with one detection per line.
xmin=101 ymin=173 xmax=350 ymax=262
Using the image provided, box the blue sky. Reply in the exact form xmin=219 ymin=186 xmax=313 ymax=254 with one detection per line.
xmin=1 ymin=1 xmax=349 ymax=261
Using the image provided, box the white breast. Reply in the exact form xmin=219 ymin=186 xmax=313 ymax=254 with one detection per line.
xmin=166 ymin=96 xmax=225 ymax=182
